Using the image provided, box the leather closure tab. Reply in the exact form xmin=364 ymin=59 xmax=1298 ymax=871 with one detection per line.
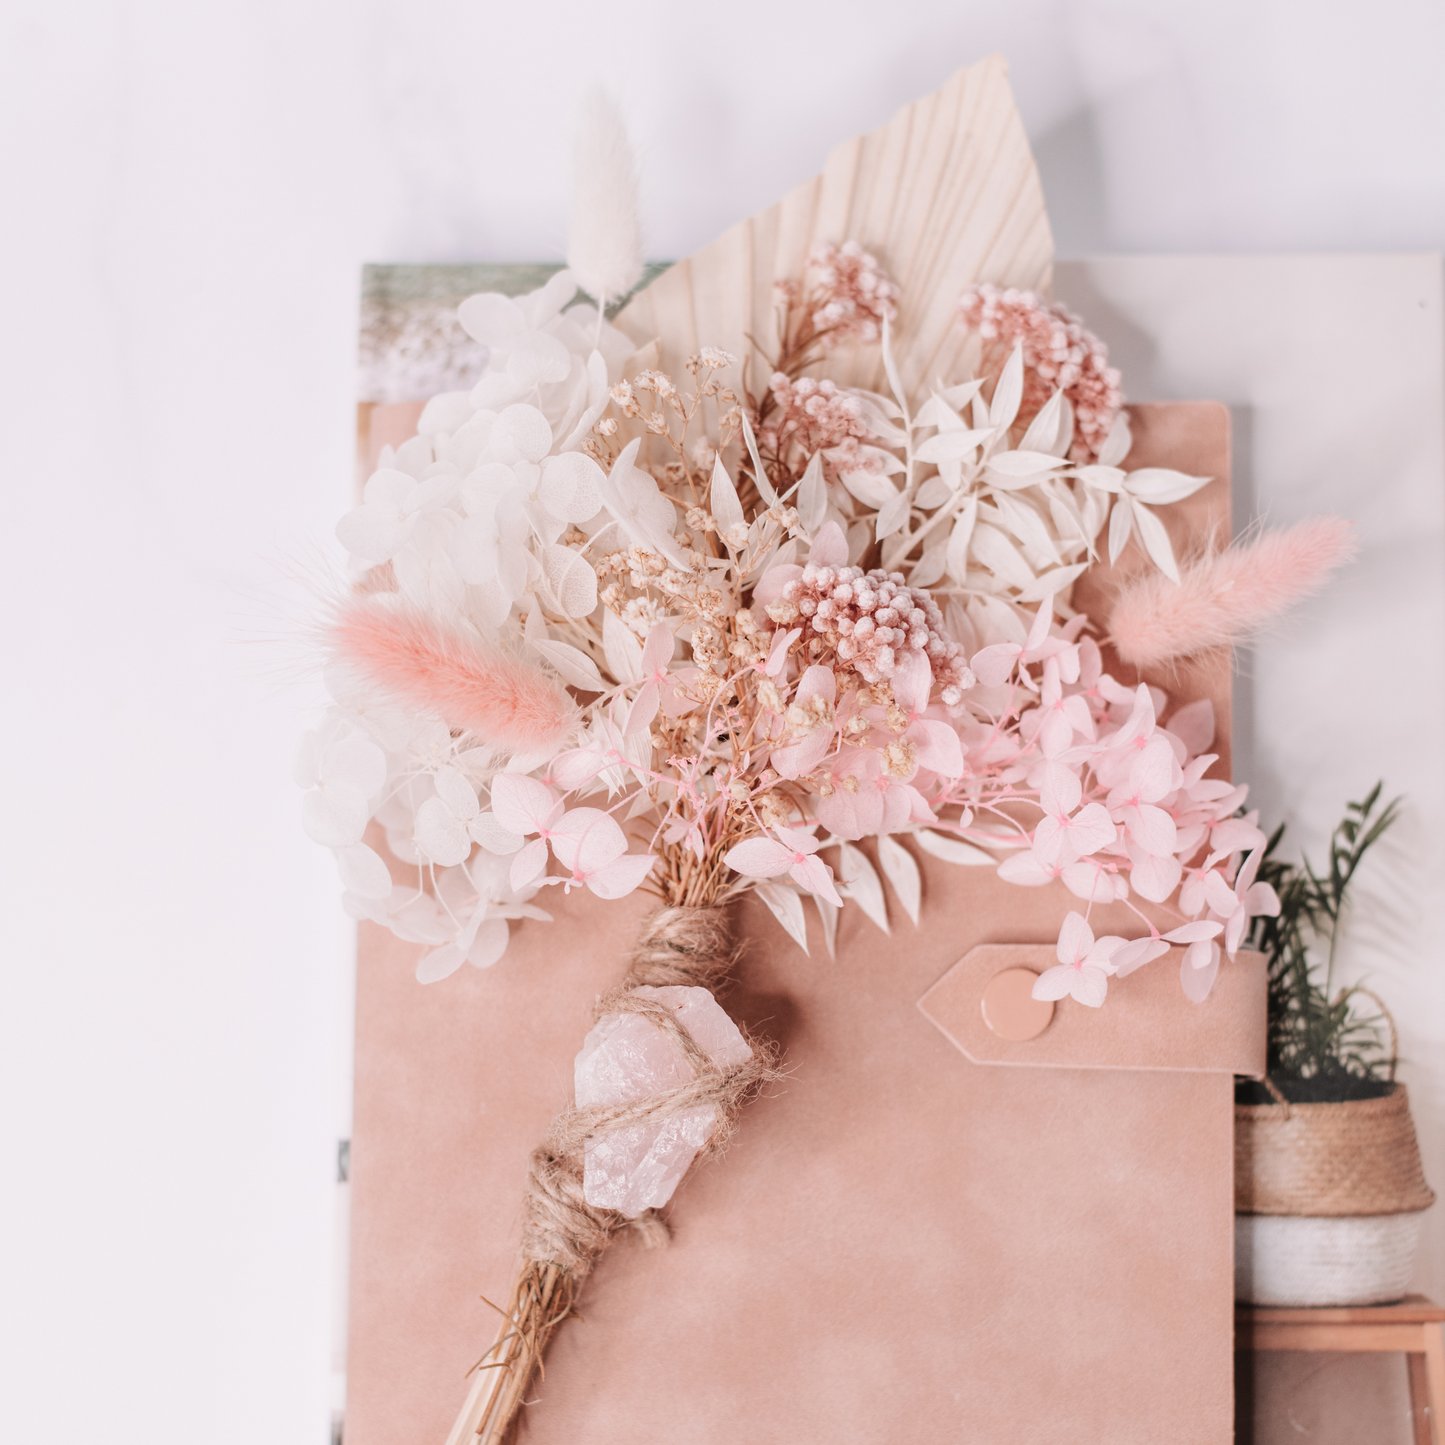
xmin=919 ymin=943 xmax=1267 ymax=1076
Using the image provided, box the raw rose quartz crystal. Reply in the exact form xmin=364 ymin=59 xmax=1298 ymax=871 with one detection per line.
xmin=575 ymin=985 xmax=752 ymax=1218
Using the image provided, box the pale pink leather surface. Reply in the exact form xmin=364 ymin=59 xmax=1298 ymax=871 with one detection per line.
xmin=346 ymin=402 xmax=1257 ymax=1444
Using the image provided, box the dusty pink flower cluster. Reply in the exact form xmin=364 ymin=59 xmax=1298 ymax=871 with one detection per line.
xmin=767 ymin=560 xmax=976 ymax=701
xmin=808 ymin=241 xmax=900 ymax=346
xmin=758 ymin=373 xmax=877 ymax=463
xmin=958 ymin=283 xmax=1122 ymax=461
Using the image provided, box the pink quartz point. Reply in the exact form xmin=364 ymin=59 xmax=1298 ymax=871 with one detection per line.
xmin=574 ymin=985 xmax=752 ymax=1218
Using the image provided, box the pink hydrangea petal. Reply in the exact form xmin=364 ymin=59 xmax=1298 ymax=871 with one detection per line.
xmin=890 ymin=650 xmax=932 ymax=713
xmin=1070 ymin=965 xmax=1109 ymax=1008
xmin=774 ymin=826 xmax=821 ymax=855
xmin=1180 ymin=943 xmax=1221 ymax=1002
xmin=998 ymin=851 xmax=1056 ymax=886
xmin=639 ymin=622 xmax=674 ymax=676
xmin=723 ymin=837 xmax=794 ymax=877
xmin=491 ymin=773 xmax=562 ymax=835
xmin=1031 ymin=964 xmax=1075 ymax=1001
xmin=910 ymin=719 xmax=964 ymax=778
xmin=970 ymin=643 xmax=1021 ymax=688
xmin=625 ymin=680 xmax=661 ymax=736
xmin=807 ymin=521 xmax=849 ymax=567
xmin=770 ymin=729 xmax=834 ymax=781
xmin=1057 ymin=911 xmax=1093 ymax=965
xmin=1112 ymin=937 xmax=1169 ymax=978
xmin=794 ymin=664 xmax=837 ymax=707
xmin=549 ymin=807 xmax=627 ymax=872
xmin=582 ymin=852 xmax=656 ymax=900
xmin=789 ymin=854 xmax=842 ymax=907
xmin=753 ymin=565 xmax=803 ymax=606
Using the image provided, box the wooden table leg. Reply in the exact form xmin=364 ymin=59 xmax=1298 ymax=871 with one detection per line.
xmin=1410 ymin=1353 xmax=1434 ymax=1445
xmin=1424 ymin=1322 xmax=1445 ymax=1445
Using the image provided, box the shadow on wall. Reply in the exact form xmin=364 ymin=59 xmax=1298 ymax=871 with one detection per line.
xmin=1032 ymin=105 xmax=1112 ymax=259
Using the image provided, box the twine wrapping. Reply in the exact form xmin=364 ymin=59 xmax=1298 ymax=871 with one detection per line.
xmin=446 ymin=906 xmax=778 ymax=1445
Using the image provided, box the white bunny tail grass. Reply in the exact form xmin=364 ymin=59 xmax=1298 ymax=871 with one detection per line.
xmin=567 ymin=88 xmax=644 ymax=310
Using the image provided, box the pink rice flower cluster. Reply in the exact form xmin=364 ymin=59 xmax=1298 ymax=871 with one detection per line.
xmin=807 ymin=241 xmax=899 ymax=346
xmin=758 ymin=373 xmax=878 ymax=467
xmin=765 ymin=559 xmax=976 ymax=701
xmin=958 ymin=283 xmax=1122 ymax=461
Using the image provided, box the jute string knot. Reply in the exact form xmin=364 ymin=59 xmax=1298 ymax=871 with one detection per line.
xmin=519 ymin=907 xmax=775 ymax=1278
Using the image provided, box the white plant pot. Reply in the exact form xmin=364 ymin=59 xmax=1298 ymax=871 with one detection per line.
xmin=1234 ymin=1210 xmax=1429 ymax=1307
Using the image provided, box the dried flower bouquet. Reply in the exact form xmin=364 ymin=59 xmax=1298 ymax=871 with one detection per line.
xmin=301 ymin=92 xmax=1354 ymax=1443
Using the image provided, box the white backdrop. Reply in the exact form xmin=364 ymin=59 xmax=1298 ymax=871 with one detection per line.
xmin=2 ymin=4 xmax=1443 ymax=1442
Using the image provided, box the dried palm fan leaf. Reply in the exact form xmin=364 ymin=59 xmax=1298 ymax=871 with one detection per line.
xmin=613 ymin=54 xmax=1053 ymax=406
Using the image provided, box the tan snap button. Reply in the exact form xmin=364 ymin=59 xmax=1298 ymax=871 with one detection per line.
xmin=980 ymin=967 xmax=1054 ymax=1041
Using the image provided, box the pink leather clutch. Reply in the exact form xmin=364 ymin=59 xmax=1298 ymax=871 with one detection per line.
xmin=344 ymin=399 xmax=1264 ymax=1444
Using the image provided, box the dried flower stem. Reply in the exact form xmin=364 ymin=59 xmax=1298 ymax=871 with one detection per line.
xmin=445 ymin=1263 xmax=576 ymax=1445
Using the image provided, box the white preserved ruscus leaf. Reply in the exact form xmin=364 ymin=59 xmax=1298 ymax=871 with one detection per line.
xmin=876 ymin=835 xmax=921 ymax=925
xmin=755 ymin=881 xmax=809 ymax=954
xmin=602 ymin=607 xmax=643 ymax=684
xmin=838 ymin=842 xmax=889 ymax=934
xmin=912 ymin=829 xmax=997 ymax=866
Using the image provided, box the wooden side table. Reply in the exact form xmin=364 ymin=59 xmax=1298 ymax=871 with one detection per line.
xmin=1237 ymin=1295 xmax=1445 ymax=1445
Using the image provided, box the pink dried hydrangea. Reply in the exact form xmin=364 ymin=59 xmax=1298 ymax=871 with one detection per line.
xmin=766 ymin=561 xmax=976 ymax=701
xmin=958 ymin=284 xmax=1122 ymax=461
xmin=807 ymin=242 xmax=899 ymax=347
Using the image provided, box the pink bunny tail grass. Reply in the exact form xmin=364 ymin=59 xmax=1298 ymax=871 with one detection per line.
xmin=329 ymin=599 xmax=576 ymax=754
xmin=1108 ymin=516 xmax=1358 ymax=669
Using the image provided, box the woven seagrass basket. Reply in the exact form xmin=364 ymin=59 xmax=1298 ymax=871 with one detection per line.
xmin=1235 ymin=1083 xmax=1436 ymax=1306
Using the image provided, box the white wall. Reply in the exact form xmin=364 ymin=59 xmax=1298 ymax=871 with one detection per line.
xmin=2 ymin=4 xmax=1443 ymax=1442
xmin=1056 ymin=249 xmax=1445 ymax=1285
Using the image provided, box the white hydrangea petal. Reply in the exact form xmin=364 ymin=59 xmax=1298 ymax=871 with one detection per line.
xmin=336 ymin=502 xmax=410 ymax=563
xmin=336 ymin=842 xmax=392 ymax=900
xmin=433 ymin=765 xmax=480 ymax=821
xmin=506 ymin=334 xmax=572 ymax=391
xmin=394 ymin=536 xmax=466 ymax=615
xmin=493 ymin=404 xmax=554 ymax=463
xmin=436 ymin=413 xmax=495 ymax=474
xmin=466 ymin=918 xmax=511 ymax=968
xmin=293 ymin=731 xmax=321 ymax=789
xmin=417 ymin=391 xmax=475 ymax=437
xmin=458 ymin=291 xmax=526 ymax=346
xmin=539 ymin=452 xmax=604 ymax=522
xmin=469 ymin=811 xmax=525 ymax=855
xmin=470 ymin=372 xmax=525 ymax=410
xmin=542 ymin=545 xmax=599 ymax=619
xmin=416 ymin=944 xmax=467 ymax=984
xmin=459 ymin=462 xmax=518 ymax=516
xmin=341 ymin=890 xmax=382 ymax=923
xmin=525 ymin=497 xmax=568 ymax=547
xmin=303 ymin=785 xmax=368 ymax=847
xmin=468 ymin=579 xmax=512 ymax=629
xmin=384 ymin=825 xmax=422 ymax=866
xmin=358 ymin=469 xmax=409 ymax=507
xmin=414 ymin=797 xmax=472 ymax=867
xmin=495 ymin=500 xmax=530 ymax=600
xmin=322 ymin=736 xmax=387 ymax=796
xmin=451 ymin=514 xmax=501 ymax=585
xmin=392 ymin=435 xmax=433 ymax=479
xmin=546 ymin=355 xmax=591 ymax=448
xmin=518 ymin=268 xmax=578 ymax=327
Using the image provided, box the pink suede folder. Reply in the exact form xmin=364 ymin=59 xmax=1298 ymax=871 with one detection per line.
xmin=345 ymin=400 xmax=1265 ymax=1444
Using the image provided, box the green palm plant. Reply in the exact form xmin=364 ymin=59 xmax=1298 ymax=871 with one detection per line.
xmin=1236 ymin=783 xmax=1402 ymax=1105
